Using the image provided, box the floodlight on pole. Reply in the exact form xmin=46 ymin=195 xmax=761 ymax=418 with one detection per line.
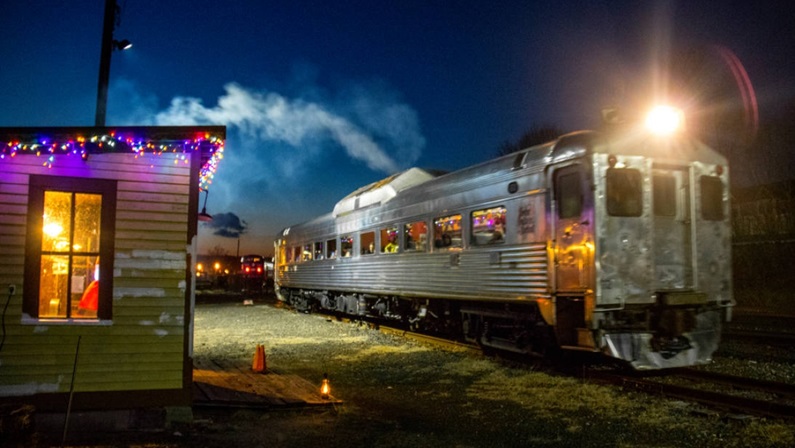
xmin=114 ymin=39 xmax=133 ymax=51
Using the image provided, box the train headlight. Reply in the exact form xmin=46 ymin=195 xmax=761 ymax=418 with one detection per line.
xmin=645 ymin=105 xmax=684 ymax=136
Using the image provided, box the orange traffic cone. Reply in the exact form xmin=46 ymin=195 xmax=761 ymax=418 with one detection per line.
xmin=252 ymin=344 xmax=267 ymax=373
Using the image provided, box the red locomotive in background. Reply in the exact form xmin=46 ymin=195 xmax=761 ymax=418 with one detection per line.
xmin=240 ymin=254 xmax=267 ymax=293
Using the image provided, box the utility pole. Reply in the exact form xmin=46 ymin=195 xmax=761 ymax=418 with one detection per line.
xmin=95 ymin=0 xmax=116 ymax=127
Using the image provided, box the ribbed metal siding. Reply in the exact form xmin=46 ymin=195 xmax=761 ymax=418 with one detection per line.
xmin=280 ymin=242 xmax=549 ymax=302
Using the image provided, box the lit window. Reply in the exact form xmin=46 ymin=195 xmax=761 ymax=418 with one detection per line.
xmin=471 ymin=206 xmax=506 ymax=245
xmin=326 ymin=238 xmax=337 ymax=259
xmin=380 ymin=226 xmax=398 ymax=253
xmin=302 ymin=244 xmax=313 ymax=261
xmin=434 ymin=214 xmax=462 ymax=249
xmin=341 ymin=235 xmax=353 ymax=257
xmin=314 ymin=241 xmax=324 ymax=260
xmin=404 ymin=221 xmax=428 ymax=252
xmin=24 ymin=176 xmax=116 ymax=320
xmin=361 ymin=232 xmax=375 ymax=255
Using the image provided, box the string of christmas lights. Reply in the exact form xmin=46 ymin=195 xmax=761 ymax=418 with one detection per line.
xmin=1 ymin=131 xmax=224 ymax=189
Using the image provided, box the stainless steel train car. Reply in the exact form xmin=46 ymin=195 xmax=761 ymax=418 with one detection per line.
xmin=274 ymin=107 xmax=733 ymax=370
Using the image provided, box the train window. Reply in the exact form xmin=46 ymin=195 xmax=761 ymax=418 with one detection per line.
xmin=434 ymin=214 xmax=462 ymax=249
xmin=700 ymin=175 xmax=724 ymax=221
xmin=556 ymin=171 xmax=582 ymax=219
xmin=302 ymin=244 xmax=313 ymax=261
xmin=380 ymin=226 xmax=399 ymax=253
xmin=341 ymin=235 xmax=353 ymax=257
xmin=279 ymin=243 xmax=288 ymax=265
xmin=314 ymin=241 xmax=324 ymax=260
xmin=361 ymin=231 xmax=375 ymax=255
xmin=326 ymin=238 xmax=337 ymax=259
xmin=471 ymin=206 xmax=506 ymax=245
xmin=606 ymin=168 xmax=642 ymax=217
xmin=404 ymin=221 xmax=428 ymax=252
xmin=653 ymin=175 xmax=676 ymax=217
xmin=512 ymin=151 xmax=527 ymax=170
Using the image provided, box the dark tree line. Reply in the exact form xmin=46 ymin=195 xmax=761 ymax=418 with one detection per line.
xmin=496 ymin=125 xmax=565 ymax=157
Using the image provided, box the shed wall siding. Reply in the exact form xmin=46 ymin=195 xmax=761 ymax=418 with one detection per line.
xmin=0 ymin=153 xmax=192 ymax=396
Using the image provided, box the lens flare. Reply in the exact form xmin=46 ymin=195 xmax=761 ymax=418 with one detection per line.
xmin=645 ymin=105 xmax=684 ymax=136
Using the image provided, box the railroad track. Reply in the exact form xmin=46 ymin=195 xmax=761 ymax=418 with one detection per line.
xmin=722 ymin=328 xmax=795 ymax=345
xmin=295 ymin=304 xmax=795 ymax=419
xmin=377 ymin=321 xmax=795 ymax=421
xmin=584 ymin=367 xmax=795 ymax=420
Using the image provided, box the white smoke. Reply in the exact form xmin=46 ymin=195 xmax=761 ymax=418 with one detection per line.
xmin=152 ymin=82 xmax=424 ymax=173
xmin=110 ymin=79 xmax=426 ymax=254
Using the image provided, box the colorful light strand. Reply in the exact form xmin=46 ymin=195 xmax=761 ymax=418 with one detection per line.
xmin=1 ymin=131 xmax=224 ymax=189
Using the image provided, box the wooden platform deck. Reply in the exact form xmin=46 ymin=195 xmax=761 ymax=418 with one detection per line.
xmin=193 ymin=358 xmax=342 ymax=409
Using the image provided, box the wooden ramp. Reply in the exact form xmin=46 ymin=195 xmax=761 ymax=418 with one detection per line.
xmin=193 ymin=358 xmax=342 ymax=409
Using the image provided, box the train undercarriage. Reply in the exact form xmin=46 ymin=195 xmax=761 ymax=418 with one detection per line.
xmin=279 ymin=287 xmax=562 ymax=357
xmin=277 ymin=286 xmax=725 ymax=369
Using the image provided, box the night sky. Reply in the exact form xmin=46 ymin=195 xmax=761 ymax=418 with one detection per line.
xmin=2 ymin=1 xmax=793 ymax=256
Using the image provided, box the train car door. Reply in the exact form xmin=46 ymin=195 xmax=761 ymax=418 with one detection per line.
xmin=551 ymin=163 xmax=594 ymax=346
xmin=552 ymin=164 xmax=594 ymax=292
xmin=651 ymin=166 xmax=693 ymax=290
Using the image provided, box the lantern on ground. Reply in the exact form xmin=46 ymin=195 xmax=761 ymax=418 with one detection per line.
xmin=320 ymin=373 xmax=330 ymax=399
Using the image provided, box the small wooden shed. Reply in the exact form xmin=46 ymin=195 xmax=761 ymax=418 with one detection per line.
xmin=0 ymin=126 xmax=225 ymax=412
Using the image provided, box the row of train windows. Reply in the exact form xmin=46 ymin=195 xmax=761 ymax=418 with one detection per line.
xmin=285 ymin=206 xmax=506 ymax=263
xmin=558 ymin=169 xmax=725 ymax=221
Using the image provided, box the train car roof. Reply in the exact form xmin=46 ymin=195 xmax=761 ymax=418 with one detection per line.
xmin=278 ymin=128 xmax=726 ymax=238
xmin=332 ymin=167 xmax=438 ymax=217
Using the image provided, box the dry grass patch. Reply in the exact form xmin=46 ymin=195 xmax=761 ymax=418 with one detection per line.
xmin=331 ymin=344 xmax=430 ymax=362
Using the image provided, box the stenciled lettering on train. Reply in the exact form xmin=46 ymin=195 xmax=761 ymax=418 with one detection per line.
xmin=517 ymin=196 xmax=538 ymax=242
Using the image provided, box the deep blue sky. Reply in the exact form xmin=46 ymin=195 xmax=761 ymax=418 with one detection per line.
xmin=2 ymin=1 xmax=794 ymax=255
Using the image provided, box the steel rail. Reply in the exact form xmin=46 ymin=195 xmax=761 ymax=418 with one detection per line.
xmin=584 ymin=369 xmax=795 ymax=421
xmin=722 ymin=328 xmax=795 ymax=344
xmin=675 ymin=368 xmax=795 ymax=400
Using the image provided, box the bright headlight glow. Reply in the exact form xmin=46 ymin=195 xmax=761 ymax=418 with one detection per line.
xmin=645 ymin=105 xmax=684 ymax=136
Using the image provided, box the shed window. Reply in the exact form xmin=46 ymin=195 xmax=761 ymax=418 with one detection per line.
xmin=24 ymin=176 xmax=116 ymax=321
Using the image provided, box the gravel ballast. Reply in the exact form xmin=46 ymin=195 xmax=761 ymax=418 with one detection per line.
xmin=28 ymin=297 xmax=793 ymax=447
xmin=184 ymin=298 xmax=795 ymax=448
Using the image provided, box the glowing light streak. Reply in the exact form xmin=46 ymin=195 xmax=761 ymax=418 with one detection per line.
xmin=716 ymin=45 xmax=759 ymax=136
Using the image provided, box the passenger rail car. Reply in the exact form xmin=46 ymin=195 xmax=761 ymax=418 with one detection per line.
xmin=274 ymin=109 xmax=733 ymax=370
